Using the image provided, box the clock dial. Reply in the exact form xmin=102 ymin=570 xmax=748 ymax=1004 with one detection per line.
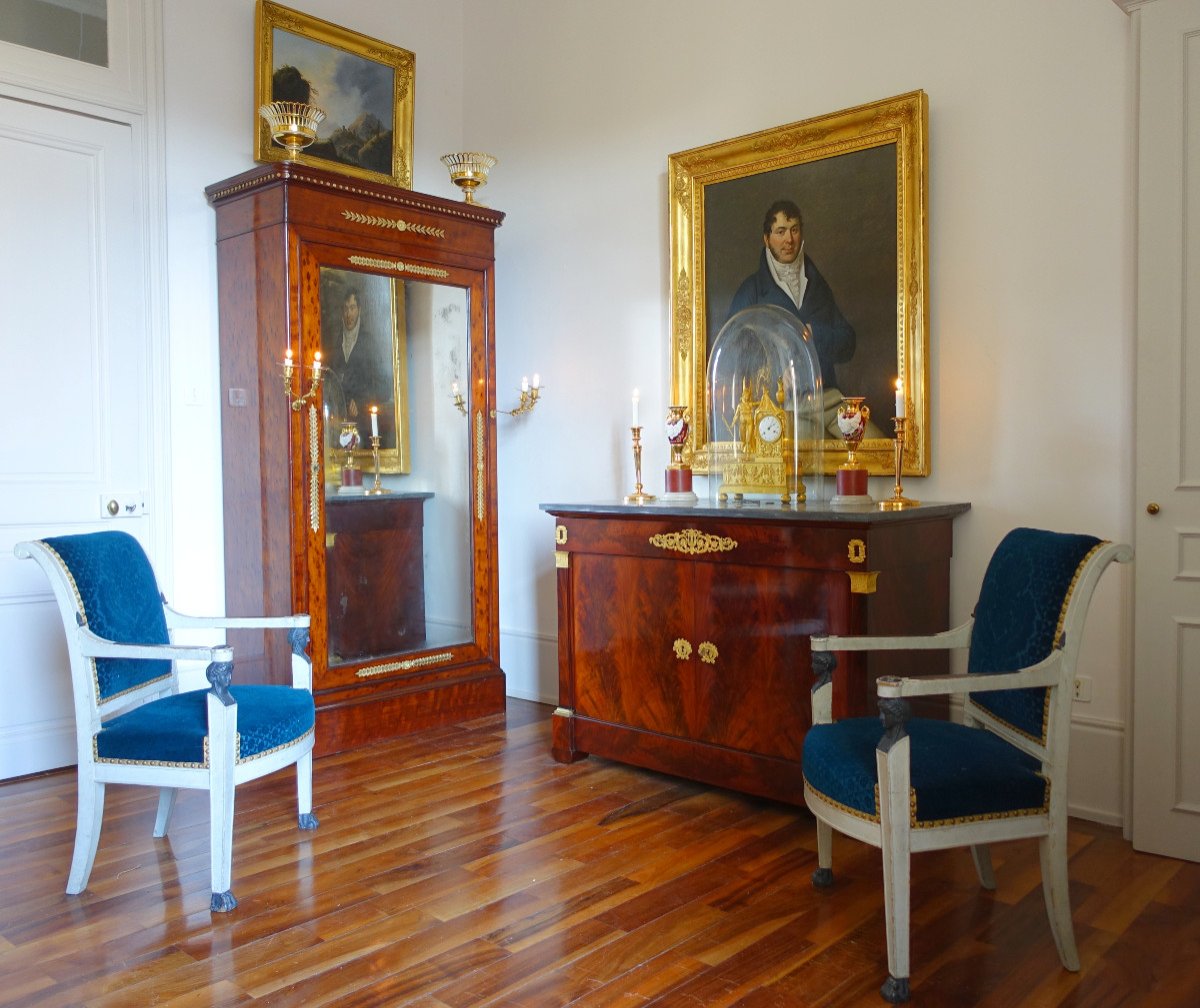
xmin=757 ymin=414 xmax=783 ymax=444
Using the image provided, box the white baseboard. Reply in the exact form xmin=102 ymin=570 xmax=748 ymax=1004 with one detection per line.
xmin=500 ymin=625 xmax=559 ymax=706
xmin=1068 ymin=715 xmax=1125 ymax=826
xmin=0 ymin=717 xmax=74 ymax=779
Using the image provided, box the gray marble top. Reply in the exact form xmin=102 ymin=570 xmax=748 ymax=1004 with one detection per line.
xmin=539 ymin=500 xmax=971 ymax=524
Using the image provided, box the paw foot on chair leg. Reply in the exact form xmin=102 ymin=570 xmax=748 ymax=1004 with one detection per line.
xmin=210 ymin=890 xmax=238 ymax=912
xmin=879 ymin=975 xmax=910 ymax=1003
xmin=298 ymin=812 xmax=319 ymax=830
xmin=811 ymin=867 xmax=834 ymax=889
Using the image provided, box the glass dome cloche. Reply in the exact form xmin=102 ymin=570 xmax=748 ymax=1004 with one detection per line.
xmin=705 ymin=305 xmax=825 ymax=507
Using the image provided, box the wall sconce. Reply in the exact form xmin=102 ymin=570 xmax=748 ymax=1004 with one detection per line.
xmin=451 ymin=380 xmax=467 ymax=416
xmin=283 ymin=348 xmax=322 ymax=410
xmin=495 ymin=374 xmax=543 ymax=417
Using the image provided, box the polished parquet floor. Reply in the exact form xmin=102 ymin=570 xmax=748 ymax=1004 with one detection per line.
xmin=1 ymin=699 xmax=1197 ymax=1007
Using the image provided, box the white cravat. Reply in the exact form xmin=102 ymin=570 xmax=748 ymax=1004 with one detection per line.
xmin=767 ymin=242 xmax=807 ymax=309
xmin=342 ymin=321 xmax=360 ymax=362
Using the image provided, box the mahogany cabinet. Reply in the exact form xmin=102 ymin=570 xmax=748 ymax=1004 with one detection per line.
xmin=207 ymin=163 xmax=506 ymax=755
xmin=541 ymin=501 xmax=970 ymax=805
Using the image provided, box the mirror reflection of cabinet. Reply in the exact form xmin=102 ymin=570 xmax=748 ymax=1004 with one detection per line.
xmin=206 ymin=164 xmax=505 ymax=755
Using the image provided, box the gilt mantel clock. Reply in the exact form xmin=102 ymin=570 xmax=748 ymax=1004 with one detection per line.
xmin=717 ymin=379 xmax=792 ymax=502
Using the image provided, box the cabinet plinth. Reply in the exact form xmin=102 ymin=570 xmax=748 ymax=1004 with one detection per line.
xmin=542 ymin=501 xmax=969 ymax=805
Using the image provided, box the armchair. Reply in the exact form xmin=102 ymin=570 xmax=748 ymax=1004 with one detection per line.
xmin=802 ymin=528 xmax=1132 ymax=1002
xmin=16 ymin=530 xmax=319 ymax=912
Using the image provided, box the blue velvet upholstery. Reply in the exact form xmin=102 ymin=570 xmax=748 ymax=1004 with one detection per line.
xmin=804 ymin=717 xmax=1048 ymax=826
xmin=43 ymin=531 xmax=172 ymax=701
xmin=967 ymin=528 xmax=1102 ymax=742
xmin=95 ymin=685 xmax=316 ymax=766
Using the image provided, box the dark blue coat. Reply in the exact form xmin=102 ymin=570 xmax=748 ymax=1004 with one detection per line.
xmin=726 ymin=250 xmax=856 ymax=389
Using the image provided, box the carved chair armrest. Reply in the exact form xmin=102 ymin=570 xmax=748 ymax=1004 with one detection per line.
xmin=163 ymin=605 xmax=310 ymax=632
xmin=874 ymin=650 xmax=1062 ymax=700
xmin=77 ymin=625 xmax=233 ymax=665
xmin=160 ymin=607 xmax=312 ymax=690
xmin=810 ymin=619 xmax=974 ymax=655
xmin=808 ymin=620 xmax=975 ymax=725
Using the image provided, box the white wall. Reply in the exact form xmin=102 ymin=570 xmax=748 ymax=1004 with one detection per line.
xmin=160 ymin=0 xmax=1135 ymax=821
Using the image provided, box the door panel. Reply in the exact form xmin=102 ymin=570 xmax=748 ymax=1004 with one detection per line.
xmin=0 ymin=95 xmax=152 ymax=778
xmin=1132 ymin=0 xmax=1200 ymax=861
xmin=571 ymin=552 xmax=693 ymax=738
xmin=694 ymin=562 xmax=819 ymax=762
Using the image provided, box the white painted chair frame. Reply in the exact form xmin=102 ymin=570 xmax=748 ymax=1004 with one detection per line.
xmin=16 ymin=539 xmax=318 ymax=912
xmin=805 ymin=541 xmax=1132 ymax=1003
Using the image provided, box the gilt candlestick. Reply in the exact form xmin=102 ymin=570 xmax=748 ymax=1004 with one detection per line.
xmin=878 ymin=416 xmax=920 ymax=510
xmin=366 ymin=435 xmax=389 ymax=495
xmin=624 ymin=426 xmax=656 ymax=504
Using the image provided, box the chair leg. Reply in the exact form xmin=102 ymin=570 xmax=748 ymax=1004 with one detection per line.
xmin=971 ymin=843 xmax=996 ymax=890
xmin=1039 ymin=834 xmax=1080 ymax=971
xmin=207 ymin=692 xmax=238 ymax=912
xmin=297 ymin=749 xmax=318 ymax=831
xmin=877 ymin=740 xmax=912 ymax=1003
xmin=153 ymin=787 xmax=177 ymax=838
xmin=66 ymin=777 xmax=105 ymax=895
xmin=812 ymin=818 xmax=834 ymax=888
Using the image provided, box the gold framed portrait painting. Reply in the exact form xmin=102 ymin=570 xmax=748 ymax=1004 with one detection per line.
xmin=255 ymin=1 xmax=415 ymax=188
xmin=668 ymin=90 xmax=930 ymax=476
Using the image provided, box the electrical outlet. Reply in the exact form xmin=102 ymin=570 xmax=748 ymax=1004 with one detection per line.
xmin=1073 ymin=676 xmax=1093 ymax=702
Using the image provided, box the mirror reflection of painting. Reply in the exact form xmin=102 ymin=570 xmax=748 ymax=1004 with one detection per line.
xmin=319 ymin=267 xmax=407 ymax=469
xmin=271 ymin=28 xmax=394 ymax=176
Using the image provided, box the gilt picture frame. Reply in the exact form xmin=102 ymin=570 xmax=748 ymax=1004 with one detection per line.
xmin=668 ymin=90 xmax=929 ymax=476
xmin=255 ymin=1 xmax=414 ymax=188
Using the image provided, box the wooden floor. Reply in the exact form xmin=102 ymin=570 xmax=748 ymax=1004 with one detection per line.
xmin=1 ymin=699 xmax=1197 ymax=1008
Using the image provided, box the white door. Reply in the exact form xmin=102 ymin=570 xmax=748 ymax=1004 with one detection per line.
xmin=1131 ymin=0 xmax=1200 ymax=861
xmin=0 ymin=94 xmax=155 ymax=777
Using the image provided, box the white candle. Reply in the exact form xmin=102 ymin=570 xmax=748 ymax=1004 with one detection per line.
xmin=312 ymin=351 xmax=322 ymax=375
xmin=370 ymin=407 xmax=379 ymax=437
xmin=451 ymin=380 xmax=460 ymax=396
xmin=895 ymin=379 xmax=905 ymax=418
xmin=632 ymin=388 xmax=640 ymax=427
xmin=521 ymin=375 xmax=530 ymax=392
xmin=284 ymin=347 xmax=294 ymax=368
xmin=532 ymin=373 xmax=541 ymax=389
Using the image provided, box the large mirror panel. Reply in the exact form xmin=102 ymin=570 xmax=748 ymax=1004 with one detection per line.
xmin=320 ymin=269 xmax=474 ymax=669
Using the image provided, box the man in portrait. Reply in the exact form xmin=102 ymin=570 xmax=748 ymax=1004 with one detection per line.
xmin=726 ymin=199 xmax=888 ymax=437
xmin=726 ymin=199 xmax=857 ymax=392
xmin=326 ymin=284 xmax=393 ymax=441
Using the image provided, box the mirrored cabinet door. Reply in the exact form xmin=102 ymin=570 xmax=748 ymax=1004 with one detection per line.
xmin=208 ymin=163 xmax=505 ymax=756
xmin=317 ymin=273 xmax=476 ymax=670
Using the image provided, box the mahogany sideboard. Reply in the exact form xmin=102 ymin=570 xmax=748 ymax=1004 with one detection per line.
xmin=541 ymin=501 xmax=971 ymax=805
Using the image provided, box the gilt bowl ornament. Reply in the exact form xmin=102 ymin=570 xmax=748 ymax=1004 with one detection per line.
xmin=441 ymin=152 xmax=497 ymax=203
xmin=259 ymin=101 xmax=326 ymax=161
